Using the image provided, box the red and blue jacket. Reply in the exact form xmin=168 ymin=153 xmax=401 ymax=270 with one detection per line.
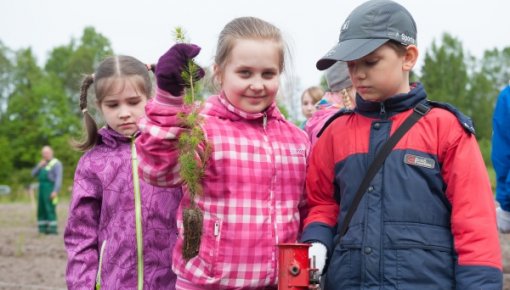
xmin=301 ymin=83 xmax=502 ymax=289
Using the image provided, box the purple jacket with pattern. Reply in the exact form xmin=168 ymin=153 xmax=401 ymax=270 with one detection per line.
xmin=64 ymin=127 xmax=181 ymax=289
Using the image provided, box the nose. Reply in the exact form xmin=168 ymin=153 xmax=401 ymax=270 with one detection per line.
xmin=119 ymin=105 xmax=131 ymax=120
xmin=250 ymin=77 xmax=264 ymax=91
xmin=348 ymin=62 xmax=365 ymax=80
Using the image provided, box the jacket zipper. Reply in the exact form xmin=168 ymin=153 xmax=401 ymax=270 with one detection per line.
xmin=262 ymin=111 xmax=278 ymax=279
xmin=380 ymin=102 xmax=387 ymax=119
xmin=95 ymin=240 xmax=107 ymax=290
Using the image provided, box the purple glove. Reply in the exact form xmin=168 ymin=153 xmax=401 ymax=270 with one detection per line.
xmin=156 ymin=43 xmax=205 ymax=96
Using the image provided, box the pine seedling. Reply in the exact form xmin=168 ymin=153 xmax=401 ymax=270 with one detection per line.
xmin=173 ymin=27 xmax=211 ymax=260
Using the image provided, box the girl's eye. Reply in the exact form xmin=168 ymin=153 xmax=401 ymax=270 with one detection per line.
xmin=105 ymin=103 xmax=118 ymax=108
xmin=129 ymin=100 xmax=141 ymax=106
xmin=238 ymin=70 xmax=251 ymax=77
xmin=262 ymin=71 xmax=276 ymax=79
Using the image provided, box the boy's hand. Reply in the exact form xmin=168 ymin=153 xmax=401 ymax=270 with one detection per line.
xmin=156 ymin=43 xmax=205 ymax=96
xmin=496 ymin=207 xmax=510 ymax=233
xmin=309 ymin=242 xmax=327 ymax=275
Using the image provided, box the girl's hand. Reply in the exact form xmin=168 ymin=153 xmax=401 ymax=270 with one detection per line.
xmin=156 ymin=43 xmax=205 ymax=96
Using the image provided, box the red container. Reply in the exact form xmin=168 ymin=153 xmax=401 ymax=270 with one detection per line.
xmin=277 ymin=243 xmax=311 ymax=289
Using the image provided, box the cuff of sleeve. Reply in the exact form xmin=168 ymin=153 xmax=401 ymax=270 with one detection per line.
xmin=300 ymin=222 xmax=336 ymax=253
xmin=155 ymin=87 xmax=183 ymax=106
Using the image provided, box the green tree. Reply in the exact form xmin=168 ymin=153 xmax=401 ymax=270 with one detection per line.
xmin=0 ymin=41 xmax=13 ymax=119
xmin=479 ymin=47 xmax=510 ymax=91
xmin=421 ymin=33 xmax=470 ymax=111
xmin=1 ymin=48 xmax=46 ymax=167
xmin=45 ymin=27 xmax=114 ymax=115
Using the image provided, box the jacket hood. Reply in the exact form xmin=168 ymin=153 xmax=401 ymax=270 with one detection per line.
xmin=98 ymin=127 xmax=137 ymax=148
xmin=355 ymin=82 xmax=427 ymax=118
xmin=201 ymin=92 xmax=286 ymax=122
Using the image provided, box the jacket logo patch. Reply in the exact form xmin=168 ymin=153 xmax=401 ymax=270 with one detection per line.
xmin=290 ymin=149 xmax=306 ymax=156
xmin=404 ymin=154 xmax=435 ymax=169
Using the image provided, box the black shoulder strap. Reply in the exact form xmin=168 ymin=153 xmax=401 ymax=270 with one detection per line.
xmin=316 ymin=108 xmax=354 ymax=138
xmin=337 ymin=102 xmax=431 ymax=239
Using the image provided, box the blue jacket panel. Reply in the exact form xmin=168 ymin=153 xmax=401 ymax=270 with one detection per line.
xmin=492 ymin=85 xmax=510 ymax=211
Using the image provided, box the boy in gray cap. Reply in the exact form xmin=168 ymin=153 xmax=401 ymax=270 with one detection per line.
xmin=301 ymin=0 xmax=503 ymax=289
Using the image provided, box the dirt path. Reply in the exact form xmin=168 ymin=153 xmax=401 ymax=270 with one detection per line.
xmin=0 ymin=202 xmax=67 ymax=290
xmin=0 ymin=202 xmax=509 ymax=289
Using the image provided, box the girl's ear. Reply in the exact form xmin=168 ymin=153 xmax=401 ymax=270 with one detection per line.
xmin=213 ymin=64 xmax=223 ymax=86
xmin=403 ymin=45 xmax=418 ymax=72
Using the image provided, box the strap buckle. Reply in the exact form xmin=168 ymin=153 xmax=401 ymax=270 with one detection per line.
xmin=414 ymin=103 xmax=430 ymax=116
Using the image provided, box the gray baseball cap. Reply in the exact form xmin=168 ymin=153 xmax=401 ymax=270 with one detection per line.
xmin=316 ymin=0 xmax=417 ymax=70
xmin=325 ymin=62 xmax=352 ymax=92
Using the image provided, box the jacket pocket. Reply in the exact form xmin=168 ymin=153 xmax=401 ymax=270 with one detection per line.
xmin=196 ymin=215 xmax=222 ymax=278
xmin=325 ymin=243 xmax=362 ymax=288
xmin=383 ymin=222 xmax=454 ymax=289
xmin=95 ymin=240 xmax=107 ymax=290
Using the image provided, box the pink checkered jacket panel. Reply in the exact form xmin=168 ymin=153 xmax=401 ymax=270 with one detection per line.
xmin=136 ymin=89 xmax=310 ymax=289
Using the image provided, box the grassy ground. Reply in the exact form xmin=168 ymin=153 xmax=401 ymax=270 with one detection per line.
xmin=0 ymin=201 xmax=508 ymax=289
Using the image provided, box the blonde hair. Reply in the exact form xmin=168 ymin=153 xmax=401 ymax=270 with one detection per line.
xmin=301 ymin=86 xmax=324 ymax=105
xmin=74 ymin=55 xmax=153 ymax=151
xmin=214 ymin=16 xmax=285 ymax=74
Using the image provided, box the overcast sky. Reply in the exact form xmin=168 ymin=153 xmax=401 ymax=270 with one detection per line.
xmin=1 ymin=0 xmax=509 ymax=106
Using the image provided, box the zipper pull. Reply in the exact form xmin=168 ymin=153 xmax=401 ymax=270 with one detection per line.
xmin=263 ymin=112 xmax=267 ymax=129
xmin=380 ymin=103 xmax=387 ymax=119
xmin=214 ymin=221 xmax=220 ymax=236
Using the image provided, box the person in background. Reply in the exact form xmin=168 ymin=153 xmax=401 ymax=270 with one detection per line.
xmin=300 ymin=86 xmax=324 ymax=129
xmin=31 ymin=145 xmax=62 ymax=235
xmin=64 ymin=56 xmax=181 ymax=289
xmin=304 ymin=61 xmax=355 ymax=145
xmin=492 ymin=84 xmax=510 ymax=233
xmin=302 ymin=0 xmax=502 ymax=288
xmin=136 ymin=16 xmax=309 ymax=289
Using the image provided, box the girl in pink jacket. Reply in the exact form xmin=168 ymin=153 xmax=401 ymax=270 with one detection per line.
xmin=136 ymin=17 xmax=310 ymax=289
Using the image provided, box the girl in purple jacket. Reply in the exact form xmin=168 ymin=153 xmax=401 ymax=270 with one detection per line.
xmin=64 ymin=55 xmax=181 ymax=290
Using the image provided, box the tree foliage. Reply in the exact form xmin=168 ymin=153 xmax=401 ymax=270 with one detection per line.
xmin=0 ymin=28 xmax=509 ymax=193
xmin=420 ymin=33 xmax=510 ymax=143
xmin=0 ymin=27 xmax=114 ymax=190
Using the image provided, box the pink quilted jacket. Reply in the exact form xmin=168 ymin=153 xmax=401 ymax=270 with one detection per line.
xmin=136 ymin=90 xmax=310 ymax=289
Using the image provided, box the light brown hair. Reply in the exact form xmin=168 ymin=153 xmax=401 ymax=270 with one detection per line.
xmin=214 ymin=16 xmax=286 ymax=75
xmin=301 ymin=86 xmax=324 ymax=104
xmin=73 ymin=56 xmax=154 ymax=151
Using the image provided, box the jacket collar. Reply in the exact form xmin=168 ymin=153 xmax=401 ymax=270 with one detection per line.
xmin=355 ymin=83 xmax=427 ymax=119
xmin=98 ymin=127 xmax=137 ymax=148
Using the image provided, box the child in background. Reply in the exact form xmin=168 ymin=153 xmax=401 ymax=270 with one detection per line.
xmin=136 ymin=16 xmax=310 ymax=289
xmin=300 ymin=86 xmax=324 ymax=129
xmin=64 ymin=56 xmax=181 ymax=289
xmin=302 ymin=0 xmax=502 ymax=289
xmin=304 ymin=61 xmax=355 ymax=145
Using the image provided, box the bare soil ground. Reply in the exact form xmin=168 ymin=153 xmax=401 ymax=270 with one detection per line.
xmin=0 ymin=201 xmax=509 ymax=290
